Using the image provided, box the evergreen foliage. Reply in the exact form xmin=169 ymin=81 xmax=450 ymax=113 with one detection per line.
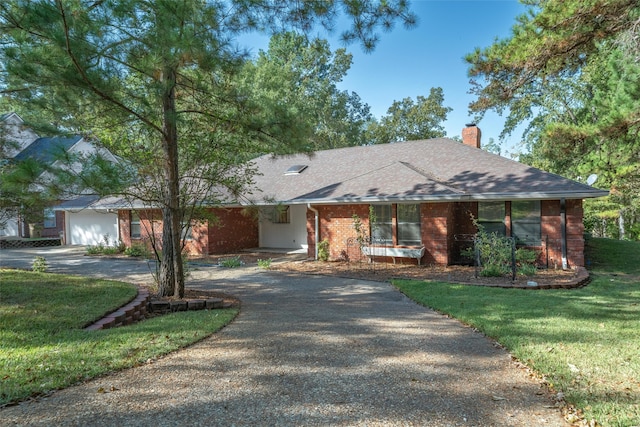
xmin=0 ymin=0 xmax=416 ymax=296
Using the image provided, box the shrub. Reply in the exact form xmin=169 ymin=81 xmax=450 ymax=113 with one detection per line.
xmin=479 ymin=263 xmax=506 ymax=277
xmin=124 ymin=244 xmax=146 ymax=257
xmin=517 ymin=263 xmax=538 ymax=276
xmin=102 ymin=246 xmax=120 ymax=255
xmin=86 ymin=244 xmax=104 ymax=255
xmin=257 ymin=258 xmax=272 ymax=269
xmin=220 ymin=256 xmax=243 ymax=268
xmin=31 ymin=256 xmax=47 ymax=273
xmin=318 ymin=238 xmax=329 ymax=261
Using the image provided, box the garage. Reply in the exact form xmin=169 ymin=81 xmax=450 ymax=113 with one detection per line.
xmin=65 ymin=210 xmax=119 ymax=246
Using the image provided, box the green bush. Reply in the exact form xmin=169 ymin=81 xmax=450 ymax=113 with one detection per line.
xmin=479 ymin=263 xmax=507 ymax=277
xmin=124 ymin=244 xmax=146 ymax=257
xmin=101 ymin=247 xmax=120 ymax=255
xmin=318 ymin=238 xmax=330 ymax=261
xmin=517 ymin=263 xmax=537 ymax=276
xmin=86 ymin=244 xmax=104 ymax=255
xmin=462 ymin=219 xmax=538 ymax=277
xmin=219 ymin=256 xmax=243 ymax=268
xmin=31 ymin=256 xmax=47 ymax=273
xmin=257 ymin=258 xmax=272 ymax=269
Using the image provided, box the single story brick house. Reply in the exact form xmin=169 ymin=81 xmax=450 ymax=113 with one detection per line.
xmin=58 ymin=125 xmax=607 ymax=268
xmin=244 ymin=125 xmax=607 ymax=268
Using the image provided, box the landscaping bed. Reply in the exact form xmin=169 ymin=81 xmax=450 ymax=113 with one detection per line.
xmin=271 ymin=259 xmax=588 ymax=289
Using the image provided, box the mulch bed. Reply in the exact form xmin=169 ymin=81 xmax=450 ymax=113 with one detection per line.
xmin=270 ymin=259 xmax=589 ymax=289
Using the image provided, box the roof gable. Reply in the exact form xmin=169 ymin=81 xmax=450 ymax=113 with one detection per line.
xmin=13 ymin=135 xmax=82 ymax=165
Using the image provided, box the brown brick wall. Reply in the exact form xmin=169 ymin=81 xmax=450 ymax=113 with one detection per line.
xmin=40 ymin=210 xmax=65 ymax=238
xmin=118 ymin=208 xmax=257 ymax=256
xmin=118 ymin=210 xmax=131 ymax=247
xmin=308 ymin=200 xmax=587 ymax=268
xmin=421 ymin=203 xmax=450 ymax=265
xmin=309 ymin=204 xmax=369 ymax=261
xmin=449 ymin=202 xmax=476 ymax=264
xmin=539 ymin=199 xmax=585 ymax=268
xmin=566 ymin=199 xmax=585 ymax=267
xmin=207 ymin=208 xmax=258 ymax=255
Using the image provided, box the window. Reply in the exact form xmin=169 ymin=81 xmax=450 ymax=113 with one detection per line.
xmin=397 ymin=204 xmax=421 ymax=245
xmin=478 ymin=202 xmax=505 ymax=236
xmin=511 ymin=200 xmax=541 ymax=245
xmin=371 ymin=204 xmax=392 ymax=245
xmin=272 ymin=205 xmax=290 ymax=224
xmin=368 ymin=204 xmax=423 ymax=246
xmin=43 ymin=208 xmax=56 ymax=228
xmin=130 ymin=212 xmax=141 ymax=239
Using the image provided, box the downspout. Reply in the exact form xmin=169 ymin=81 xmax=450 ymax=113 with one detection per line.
xmin=307 ymin=203 xmax=319 ymax=260
xmin=560 ymin=198 xmax=568 ymax=269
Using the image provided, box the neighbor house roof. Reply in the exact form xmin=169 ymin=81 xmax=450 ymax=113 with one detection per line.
xmin=249 ymin=138 xmax=609 ymax=205
xmin=13 ymin=135 xmax=83 ymax=165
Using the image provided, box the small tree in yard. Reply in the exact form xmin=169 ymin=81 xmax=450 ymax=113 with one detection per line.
xmin=0 ymin=0 xmax=416 ymax=297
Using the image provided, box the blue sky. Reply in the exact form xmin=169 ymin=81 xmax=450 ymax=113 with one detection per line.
xmin=242 ymin=1 xmax=530 ymax=154
xmin=334 ymin=0 xmax=529 ymax=152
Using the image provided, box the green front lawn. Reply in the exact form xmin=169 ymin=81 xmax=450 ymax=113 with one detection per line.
xmin=0 ymin=270 xmax=238 ymax=405
xmin=393 ymin=238 xmax=640 ymax=427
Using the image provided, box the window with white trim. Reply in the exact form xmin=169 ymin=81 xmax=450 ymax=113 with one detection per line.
xmin=43 ymin=208 xmax=56 ymax=228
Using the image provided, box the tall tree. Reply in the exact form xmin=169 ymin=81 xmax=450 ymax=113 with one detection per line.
xmin=465 ymin=0 xmax=640 ymax=239
xmin=365 ymin=88 xmax=451 ymax=144
xmin=242 ymin=32 xmax=372 ymax=150
xmin=0 ymin=0 xmax=416 ymax=296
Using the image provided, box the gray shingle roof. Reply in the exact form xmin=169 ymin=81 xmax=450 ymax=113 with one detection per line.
xmin=250 ymin=138 xmax=608 ymax=205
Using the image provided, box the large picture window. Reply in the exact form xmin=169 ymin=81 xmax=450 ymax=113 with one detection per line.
xmin=397 ymin=204 xmax=421 ymax=245
xmin=370 ymin=204 xmax=422 ymax=246
xmin=478 ymin=202 xmax=505 ymax=236
xmin=511 ymin=200 xmax=541 ymax=245
xmin=371 ymin=204 xmax=392 ymax=245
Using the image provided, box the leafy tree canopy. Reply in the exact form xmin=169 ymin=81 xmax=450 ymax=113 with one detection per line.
xmin=0 ymin=0 xmax=416 ymax=296
xmin=466 ymin=0 xmax=640 ymax=240
xmin=241 ymin=31 xmax=372 ymax=151
xmin=365 ymin=87 xmax=451 ymax=144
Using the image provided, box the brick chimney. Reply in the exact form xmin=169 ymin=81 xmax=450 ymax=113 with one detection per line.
xmin=462 ymin=124 xmax=481 ymax=149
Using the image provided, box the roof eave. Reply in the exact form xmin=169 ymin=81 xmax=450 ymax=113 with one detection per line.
xmin=248 ymin=190 xmax=610 ymax=206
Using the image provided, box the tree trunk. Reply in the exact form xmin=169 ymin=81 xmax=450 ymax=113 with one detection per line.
xmin=158 ymin=208 xmax=176 ymax=297
xmin=157 ymin=66 xmax=184 ymax=297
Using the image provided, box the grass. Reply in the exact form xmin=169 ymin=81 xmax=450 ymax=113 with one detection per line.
xmin=392 ymin=238 xmax=640 ymax=427
xmin=0 ymin=270 xmax=238 ymax=406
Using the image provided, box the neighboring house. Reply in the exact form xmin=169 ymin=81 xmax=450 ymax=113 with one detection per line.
xmin=59 ymin=125 xmax=608 ymax=268
xmin=0 ymin=112 xmax=118 ymax=242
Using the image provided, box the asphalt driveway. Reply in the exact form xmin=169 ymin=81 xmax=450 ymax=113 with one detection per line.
xmin=0 ymin=247 xmax=567 ymax=426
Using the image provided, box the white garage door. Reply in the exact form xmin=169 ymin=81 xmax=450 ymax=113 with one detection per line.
xmin=68 ymin=211 xmax=118 ymax=246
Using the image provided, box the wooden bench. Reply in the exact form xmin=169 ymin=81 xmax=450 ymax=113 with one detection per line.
xmin=361 ymin=246 xmax=425 ymax=265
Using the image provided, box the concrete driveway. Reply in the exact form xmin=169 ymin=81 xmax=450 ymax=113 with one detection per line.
xmin=0 ymin=247 xmax=567 ymax=426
